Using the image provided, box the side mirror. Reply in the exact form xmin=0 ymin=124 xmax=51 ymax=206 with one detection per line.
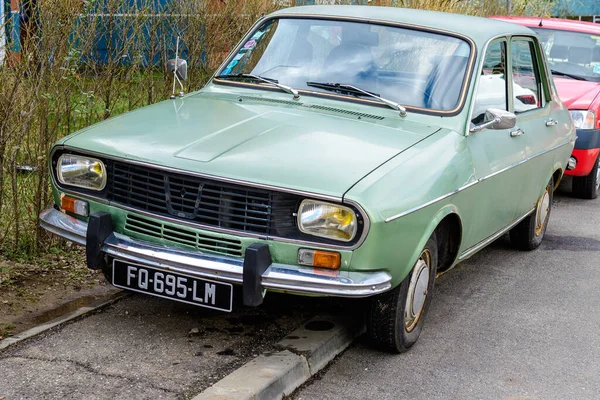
xmin=166 ymin=59 xmax=188 ymax=81
xmin=470 ymin=108 xmax=516 ymax=133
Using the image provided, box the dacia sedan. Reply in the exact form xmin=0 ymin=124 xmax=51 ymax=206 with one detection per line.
xmin=40 ymin=6 xmax=575 ymax=353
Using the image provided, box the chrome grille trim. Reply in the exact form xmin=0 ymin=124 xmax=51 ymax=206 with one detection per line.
xmin=125 ymin=213 xmax=244 ymax=257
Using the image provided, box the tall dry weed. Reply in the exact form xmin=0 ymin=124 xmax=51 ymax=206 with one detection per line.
xmin=0 ymin=0 xmax=277 ymax=257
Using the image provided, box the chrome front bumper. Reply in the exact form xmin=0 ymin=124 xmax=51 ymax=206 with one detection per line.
xmin=39 ymin=207 xmax=392 ymax=298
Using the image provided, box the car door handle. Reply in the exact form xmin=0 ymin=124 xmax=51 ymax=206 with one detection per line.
xmin=545 ymin=119 xmax=558 ymax=127
xmin=510 ymin=128 xmax=525 ymax=137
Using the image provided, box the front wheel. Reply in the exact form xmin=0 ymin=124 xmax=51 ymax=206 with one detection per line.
xmin=510 ymin=176 xmax=553 ymax=250
xmin=367 ymin=233 xmax=438 ymax=353
xmin=572 ymin=153 xmax=600 ymax=199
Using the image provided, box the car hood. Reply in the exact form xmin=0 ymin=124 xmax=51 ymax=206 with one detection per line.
xmin=62 ymin=93 xmax=439 ymax=197
xmin=554 ymin=77 xmax=600 ymax=110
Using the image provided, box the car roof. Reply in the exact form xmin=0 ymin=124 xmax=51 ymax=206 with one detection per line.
xmin=270 ymin=5 xmax=535 ymax=45
xmin=491 ymin=16 xmax=600 ymax=35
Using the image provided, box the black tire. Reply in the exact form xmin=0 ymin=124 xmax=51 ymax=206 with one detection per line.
xmin=510 ymin=177 xmax=553 ymax=251
xmin=367 ymin=233 xmax=438 ymax=353
xmin=572 ymin=153 xmax=600 ymax=199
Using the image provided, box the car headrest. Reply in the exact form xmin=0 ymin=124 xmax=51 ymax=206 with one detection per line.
xmin=342 ymin=27 xmax=379 ymax=47
xmin=592 ymin=47 xmax=600 ymax=63
xmin=324 ymin=44 xmax=377 ymax=83
xmin=550 ymin=45 xmax=568 ymax=60
xmin=424 ymin=55 xmax=469 ymax=110
xmin=568 ymin=47 xmax=592 ymax=64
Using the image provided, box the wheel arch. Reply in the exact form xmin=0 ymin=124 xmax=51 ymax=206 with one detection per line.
xmin=434 ymin=213 xmax=463 ymax=273
xmin=414 ymin=205 xmax=463 ymax=275
xmin=552 ymin=167 xmax=563 ymax=190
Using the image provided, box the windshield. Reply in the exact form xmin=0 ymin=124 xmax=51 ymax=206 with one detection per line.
xmin=532 ymin=27 xmax=600 ymax=82
xmin=217 ymin=18 xmax=472 ymax=112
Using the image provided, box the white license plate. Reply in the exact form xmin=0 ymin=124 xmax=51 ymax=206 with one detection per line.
xmin=112 ymin=260 xmax=233 ymax=312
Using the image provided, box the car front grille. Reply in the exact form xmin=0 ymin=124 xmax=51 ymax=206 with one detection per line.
xmin=125 ymin=213 xmax=243 ymax=257
xmin=107 ymin=161 xmax=298 ymax=236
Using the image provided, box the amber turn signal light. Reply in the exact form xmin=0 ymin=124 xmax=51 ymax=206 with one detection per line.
xmin=297 ymin=249 xmax=341 ymax=269
xmin=60 ymin=194 xmax=89 ymax=217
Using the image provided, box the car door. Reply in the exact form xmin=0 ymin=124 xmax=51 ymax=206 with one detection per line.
xmin=509 ymin=36 xmax=563 ymax=210
xmin=467 ymin=38 xmax=529 ymax=242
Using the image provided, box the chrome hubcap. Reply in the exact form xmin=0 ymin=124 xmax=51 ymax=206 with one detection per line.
xmin=404 ymin=249 xmax=431 ymax=333
xmin=535 ymin=188 xmax=550 ymax=236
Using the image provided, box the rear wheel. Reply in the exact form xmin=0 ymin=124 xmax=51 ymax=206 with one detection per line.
xmin=573 ymin=153 xmax=600 ymax=199
xmin=510 ymin=177 xmax=553 ymax=250
xmin=367 ymin=233 xmax=438 ymax=353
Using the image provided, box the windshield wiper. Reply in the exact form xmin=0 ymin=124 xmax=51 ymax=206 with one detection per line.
xmin=306 ymin=82 xmax=406 ymax=116
xmin=216 ymin=73 xmax=300 ymax=99
xmin=550 ymin=69 xmax=587 ymax=81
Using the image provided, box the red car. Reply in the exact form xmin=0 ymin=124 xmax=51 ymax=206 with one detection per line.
xmin=492 ymin=16 xmax=600 ymax=198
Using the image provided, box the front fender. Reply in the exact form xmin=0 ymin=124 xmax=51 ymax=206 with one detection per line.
xmin=349 ymin=201 xmax=464 ymax=288
xmin=406 ymin=204 xmax=463 ymax=276
xmin=346 ymin=129 xmax=474 ymax=288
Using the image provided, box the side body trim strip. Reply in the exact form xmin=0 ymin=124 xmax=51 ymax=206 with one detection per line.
xmin=384 ymin=138 xmax=574 ymax=223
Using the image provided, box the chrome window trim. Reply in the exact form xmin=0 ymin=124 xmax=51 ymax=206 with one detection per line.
xmin=50 ymin=145 xmax=371 ymax=251
xmin=384 ymin=138 xmax=574 ymax=223
xmin=465 ymin=34 xmax=509 ymax=137
xmin=510 ymin=35 xmax=552 ymax=107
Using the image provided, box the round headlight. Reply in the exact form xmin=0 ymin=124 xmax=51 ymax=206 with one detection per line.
xmin=297 ymin=200 xmax=358 ymax=242
xmin=57 ymin=154 xmax=107 ymax=191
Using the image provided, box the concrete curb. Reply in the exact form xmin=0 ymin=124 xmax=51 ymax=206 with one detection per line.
xmin=194 ymin=315 xmax=365 ymax=400
xmin=0 ymin=291 xmax=129 ymax=352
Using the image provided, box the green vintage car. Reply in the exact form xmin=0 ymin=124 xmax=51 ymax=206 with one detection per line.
xmin=40 ymin=6 xmax=576 ymax=353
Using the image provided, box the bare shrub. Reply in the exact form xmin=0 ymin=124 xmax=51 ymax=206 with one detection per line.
xmin=0 ymin=0 xmax=277 ymax=258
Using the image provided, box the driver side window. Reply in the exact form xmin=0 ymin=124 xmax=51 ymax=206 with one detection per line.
xmin=471 ymin=40 xmax=508 ymax=124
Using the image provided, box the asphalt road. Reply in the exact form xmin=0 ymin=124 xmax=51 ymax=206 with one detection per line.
xmin=0 ymin=290 xmax=344 ymax=399
xmin=294 ymin=181 xmax=600 ymax=400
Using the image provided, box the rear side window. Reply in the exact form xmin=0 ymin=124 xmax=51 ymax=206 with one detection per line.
xmin=511 ymin=39 xmax=544 ymax=113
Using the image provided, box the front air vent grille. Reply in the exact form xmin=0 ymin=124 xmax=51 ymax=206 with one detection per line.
xmin=306 ymin=104 xmax=384 ymax=120
xmin=125 ymin=213 xmax=243 ymax=257
xmin=237 ymin=96 xmax=384 ymax=120
xmin=238 ymin=96 xmax=301 ymax=106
